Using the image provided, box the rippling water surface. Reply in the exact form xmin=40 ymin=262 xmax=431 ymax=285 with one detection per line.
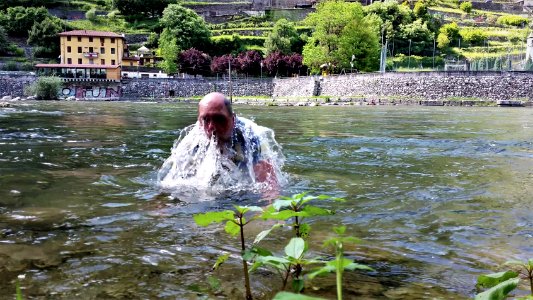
xmin=1 ymin=101 xmax=532 ymax=299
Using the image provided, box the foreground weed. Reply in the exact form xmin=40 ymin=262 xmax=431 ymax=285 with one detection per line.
xmin=475 ymin=258 xmax=533 ymax=300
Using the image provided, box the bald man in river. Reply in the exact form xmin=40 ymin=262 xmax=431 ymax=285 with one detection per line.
xmin=197 ymin=92 xmax=278 ymax=189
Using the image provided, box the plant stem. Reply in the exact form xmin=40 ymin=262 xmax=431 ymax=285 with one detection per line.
xmin=294 ymin=216 xmax=300 ymax=237
xmin=239 ymin=217 xmax=252 ymax=300
xmin=529 ymin=270 xmax=533 ymax=296
xmin=336 ymin=243 xmax=343 ymax=300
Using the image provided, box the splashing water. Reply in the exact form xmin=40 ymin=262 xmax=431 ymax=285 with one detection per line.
xmin=157 ymin=117 xmax=286 ymax=196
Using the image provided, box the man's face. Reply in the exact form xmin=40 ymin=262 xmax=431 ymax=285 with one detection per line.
xmin=198 ymin=101 xmax=234 ymax=142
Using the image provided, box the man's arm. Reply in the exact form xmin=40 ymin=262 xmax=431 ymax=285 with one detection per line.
xmin=253 ymin=159 xmax=279 ymax=190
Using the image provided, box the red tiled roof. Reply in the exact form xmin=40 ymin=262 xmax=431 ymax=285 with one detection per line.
xmin=35 ymin=64 xmax=119 ymax=69
xmin=59 ymin=30 xmax=124 ymax=38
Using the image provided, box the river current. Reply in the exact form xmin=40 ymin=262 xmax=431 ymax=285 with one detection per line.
xmin=0 ymin=101 xmax=532 ymax=299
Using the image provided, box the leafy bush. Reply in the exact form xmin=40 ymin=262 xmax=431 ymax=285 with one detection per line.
xmin=459 ymin=28 xmax=487 ymax=46
xmin=496 ymin=15 xmax=529 ymax=27
xmin=3 ymin=61 xmax=18 ymax=71
xmin=21 ymin=62 xmax=34 ymax=71
xmin=459 ymin=1 xmax=472 ymax=13
xmin=26 ymin=76 xmax=62 ymax=100
xmin=85 ymin=8 xmax=98 ymax=23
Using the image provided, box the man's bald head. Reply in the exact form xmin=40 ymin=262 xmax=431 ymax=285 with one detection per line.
xmin=198 ymin=93 xmax=235 ymax=142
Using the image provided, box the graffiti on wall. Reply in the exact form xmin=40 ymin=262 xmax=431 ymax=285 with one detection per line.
xmin=62 ymin=85 xmax=121 ymax=99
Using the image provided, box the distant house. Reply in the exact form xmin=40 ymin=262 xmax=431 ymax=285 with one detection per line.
xmin=35 ymin=30 xmax=128 ymax=81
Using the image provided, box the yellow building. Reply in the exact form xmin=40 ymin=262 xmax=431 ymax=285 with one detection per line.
xmin=36 ymin=30 xmax=128 ymax=81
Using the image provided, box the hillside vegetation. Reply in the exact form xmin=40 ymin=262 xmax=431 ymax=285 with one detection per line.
xmin=0 ymin=0 xmax=531 ymax=74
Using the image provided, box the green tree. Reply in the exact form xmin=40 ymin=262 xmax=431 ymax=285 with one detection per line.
xmin=397 ymin=19 xmax=434 ymax=55
xmin=27 ymin=17 xmax=63 ymax=58
xmin=437 ymin=32 xmax=450 ymax=49
xmin=302 ymin=0 xmax=380 ymax=74
xmin=86 ymin=8 xmax=97 ymax=23
xmin=460 ymin=1 xmax=472 ymax=13
xmin=264 ymin=18 xmax=300 ymax=55
xmin=159 ymin=4 xmax=211 ymax=51
xmin=0 ymin=26 xmax=10 ymax=55
xmin=158 ymin=28 xmax=179 ymax=74
xmin=1 ymin=6 xmax=49 ymax=37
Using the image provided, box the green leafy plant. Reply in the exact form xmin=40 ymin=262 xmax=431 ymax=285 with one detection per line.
xmin=309 ymin=226 xmax=374 ymax=300
xmin=475 ymin=258 xmax=533 ymax=300
xmin=194 ymin=205 xmax=264 ymax=300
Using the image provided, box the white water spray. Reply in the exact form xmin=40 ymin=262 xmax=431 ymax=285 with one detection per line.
xmin=158 ymin=117 xmax=286 ymax=195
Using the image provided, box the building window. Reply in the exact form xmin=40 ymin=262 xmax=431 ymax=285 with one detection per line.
xmin=67 ymin=36 xmax=71 ymax=41
xmin=130 ymin=62 xmax=133 ymax=66
xmin=100 ymin=47 xmax=105 ymax=54
xmin=89 ymin=37 xmax=93 ymax=42
xmin=89 ymin=47 xmax=93 ymax=53
xmin=101 ymin=59 xmax=105 ymax=65
xmin=77 ymin=37 xmax=81 ymax=42
xmin=67 ymin=58 xmax=72 ymax=64
xmin=89 ymin=59 xmax=94 ymax=64
xmin=67 ymin=46 xmax=71 ymax=53
xmin=100 ymin=38 xmax=104 ymax=44
xmin=111 ymin=48 xmax=115 ymax=55
xmin=111 ymin=38 xmax=115 ymax=43
xmin=78 ymin=47 xmax=82 ymax=53
xmin=111 ymin=59 xmax=115 ymax=65
xmin=78 ymin=58 xmax=82 ymax=64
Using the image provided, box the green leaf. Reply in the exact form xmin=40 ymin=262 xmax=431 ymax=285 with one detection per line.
xmin=224 ymin=220 xmax=240 ymax=236
xmin=285 ymin=238 xmax=306 ymax=259
xmin=273 ymin=199 xmax=295 ymax=210
xmin=243 ymin=246 xmax=273 ymax=262
xmin=235 ymin=205 xmax=263 ymax=214
xmin=257 ymin=255 xmax=291 ymax=267
xmin=253 ymin=224 xmax=283 ymax=245
xmin=302 ymin=205 xmax=334 ymax=216
xmin=262 ymin=209 xmax=298 ymax=220
xmin=300 ymin=223 xmax=311 ymax=238
xmin=273 ymin=291 xmax=326 ymax=300
xmin=292 ymin=278 xmax=305 ymax=293
xmin=333 ymin=226 xmax=346 ymax=235
xmin=308 ymin=264 xmax=336 ymax=279
xmin=249 ymin=260 xmax=264 ymax=272
xmin=212 ymin=253 xmax=230 ymax=270
xmin=476 ymin=271 xmax=519 ymax=289
xmin=528 ymin=258 xmax=533 ymax=269
xmin=345 ymin=262 xmax=375 ymax=272
xmin=474 ymin=277 xmax=519 ymax=300
xmin=193 ymin=210 xmax=234 ymax=226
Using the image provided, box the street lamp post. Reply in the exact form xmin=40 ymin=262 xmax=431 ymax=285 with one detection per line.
xmin=433 ymin=35 xmax=436 ymax=70
xmin=260 ymin=61 xmax=263 ymax=79
xmin=408 ymin=39 xmax=412 ymax=69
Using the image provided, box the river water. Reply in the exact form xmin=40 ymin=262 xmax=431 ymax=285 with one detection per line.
xmin=1 ymin=101 xmax=532 ymax=299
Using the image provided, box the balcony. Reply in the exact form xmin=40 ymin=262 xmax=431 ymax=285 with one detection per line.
xmin=83 ymin=52 xmax=99 ymax=58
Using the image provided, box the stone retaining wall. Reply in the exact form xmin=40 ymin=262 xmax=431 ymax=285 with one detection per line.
xmin=121 ymin=78 xmax=273 ymax=99
xmin=311 ymin=72 xmax=533 ymax=102
xmin=0 ymin=73 xmax=35 ymax=97
xmin=4 ymin=71 xmax=533 ymax=103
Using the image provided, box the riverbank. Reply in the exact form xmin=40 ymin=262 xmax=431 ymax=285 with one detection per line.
xmin=2 ymin=71 xmax=533 ymax=105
